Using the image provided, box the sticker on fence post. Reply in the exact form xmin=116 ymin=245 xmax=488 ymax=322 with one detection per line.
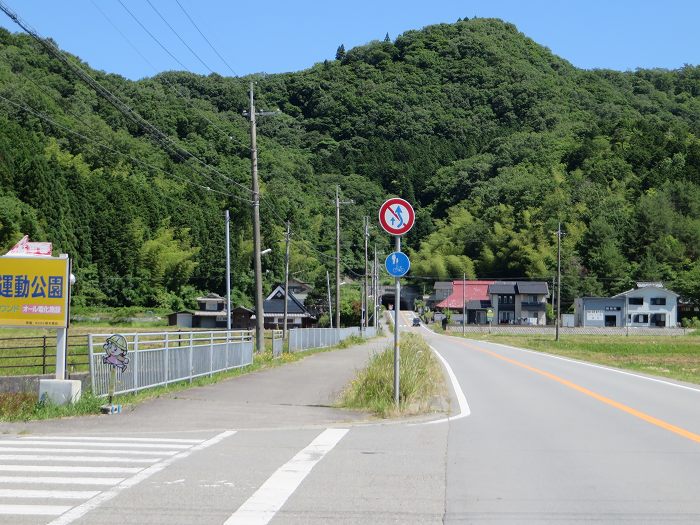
xmin=101 ymin=334 xmax=127 ymax=415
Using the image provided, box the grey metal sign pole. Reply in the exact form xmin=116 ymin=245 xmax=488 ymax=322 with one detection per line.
xmin=394 ymin=235 xmax=400 ymax=405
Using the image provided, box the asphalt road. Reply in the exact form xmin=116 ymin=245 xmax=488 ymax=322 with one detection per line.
xmin=1 ymin=315 xmax=700 ymax=524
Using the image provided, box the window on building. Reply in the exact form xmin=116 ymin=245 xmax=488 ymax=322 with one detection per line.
xmin=628 ymin=297 xmax=643 ymax=305
xmin=632 ymin=314 xmax=649 ymax=324
xmin=650 ymin=297 xmax=666 ymax=305
xmin=498 ymin=295 xmax=514 ymax=304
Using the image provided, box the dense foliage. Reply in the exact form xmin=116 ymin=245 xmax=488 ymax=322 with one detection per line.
xmin=1 ymin=18 xmax=699 ymax=315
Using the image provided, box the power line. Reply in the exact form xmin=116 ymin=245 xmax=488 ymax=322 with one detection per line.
xmin=174 ymin=0 xmax=238 ymax=77
xmin=144 ymin=0 xmax=216 ymax=75
xmin=0 ymin=0 xmax=254 ymax=197
xmin=89 ymin=0 xmax=249 ymax=152
xmin=0 ymin=92 xmax=251 ymax=203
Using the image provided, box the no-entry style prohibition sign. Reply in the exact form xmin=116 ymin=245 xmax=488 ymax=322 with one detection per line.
xmin=378 ymin=198 xmax=415 ymax=236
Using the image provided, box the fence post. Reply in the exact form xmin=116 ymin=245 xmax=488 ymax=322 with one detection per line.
xmin=88 ymin=334 xmax=95 ymax=395
xmin=133 ymin=334 xmax=139 ymax=392
xmin=42 ymin=335 xmax=47 ymax=375
xmin=209 ymin=331 xmax=214 ymax=377
xmin=189 ymin=332 xmax=194 ymax=384
xmin=164 ymin=332 xmax=170 ymax=385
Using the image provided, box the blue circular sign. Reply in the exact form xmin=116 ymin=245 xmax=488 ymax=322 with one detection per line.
xmin=385 ymin=251 xmax=410 ymax=278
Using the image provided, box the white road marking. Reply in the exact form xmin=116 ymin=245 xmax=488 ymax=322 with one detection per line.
xmin=0 ymin=476 xmax=124 ymax=486
xmin=45 ymin=430 xmax=237 ymax=525
xmin=224 ymin=428 xmax=349 ymax=525
xmin=0 ymin=440 xmax=190 ymax=449
xmin=0 ymin=446 xmax=179 ymax=456
xmin=0 ymin=465 xmax=142 ymax=474
xmin=0 ymin=455 xmax=159 ymax=463
xmin=488 ymin=341 xmax=700 ymax=394
xmin=23 ymin=436 xmax=203 ymax=443
xmin=414 ymin=346 xmax=471 ymax=426
xmin=0 ymin=489 xmax=100 ymax=499
xmin=0 ymin=504 xmax=72 ymax=516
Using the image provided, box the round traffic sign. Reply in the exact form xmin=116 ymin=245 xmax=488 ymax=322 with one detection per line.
xmin=385 ymin=251 xmax=410 ymax=278
xmin=378 ymin=198 xmax=415 ymax=236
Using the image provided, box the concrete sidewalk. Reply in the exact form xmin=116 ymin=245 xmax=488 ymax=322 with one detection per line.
xmin=0 ymin=336 xmax=392 ymax=436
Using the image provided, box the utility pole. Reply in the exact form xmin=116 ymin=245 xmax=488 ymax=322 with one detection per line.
xmin=326 ymin=270 xmax=333 ymax=329
xmin=283 ymin=221 xmax=290 ymax=341
xmin=462 ymin=272 xmax=466 ymax=336
xmin=225 ymin=210 xmax=231 ymax=331
xmin=335 ymin=187 xmax=341 ymax=329
xmin=248 ymin=82 xmax=264 ymax=352
xmin=556 ymin=222 xmax=562 ymax=342
xmin=364 ymin=216 xmax=369 ymax=333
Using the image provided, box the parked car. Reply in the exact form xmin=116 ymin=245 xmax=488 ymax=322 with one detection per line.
xmin=412 ymin=317 xmax=421 ymax=326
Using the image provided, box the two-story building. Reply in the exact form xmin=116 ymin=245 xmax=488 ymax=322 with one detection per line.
xmin=574 ymin=282 xmax=678 ymax=328
xmin=489 ymin=281 xmax=549 ymax=325
xmin=427 ymin=282 xmax=453 ymax=310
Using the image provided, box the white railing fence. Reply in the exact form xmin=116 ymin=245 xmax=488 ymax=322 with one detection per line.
xmin=288 ymin=326 xmax=376 ymax=352
xmin=89 ymin=330 xmax=253 ymax=397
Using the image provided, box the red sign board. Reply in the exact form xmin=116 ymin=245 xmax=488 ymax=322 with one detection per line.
xmin=379 ymin=198 xmax=415 ymax=236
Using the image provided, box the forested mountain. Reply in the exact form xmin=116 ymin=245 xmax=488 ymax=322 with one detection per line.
xmin=1 ymin=17 xmax=699 ymax=312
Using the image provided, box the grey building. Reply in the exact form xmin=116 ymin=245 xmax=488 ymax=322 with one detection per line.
xmin=427 ymin=282 xmax=453 ymax=309
xmin=488 ymin=281 xmax=549 ymax=325
xmin=574 ymin=282 xmax=678 ymax=328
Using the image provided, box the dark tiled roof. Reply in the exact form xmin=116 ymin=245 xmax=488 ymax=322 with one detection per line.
xmin=489 ymin=282 xmax=516 ymax=294
xmin=466 ymin=300 xmax=492 ymax=310
xmin=516 ymin=281 xmax=549 ymax=295
xmin=434 ymin=281 xmax=453 ymax=290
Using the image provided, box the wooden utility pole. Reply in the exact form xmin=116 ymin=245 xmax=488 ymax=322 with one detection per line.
xmin=556 ymin=222 xmax=562 ymax=342
xmin=462 ymin=272 xmax=466 ymax=336
xmin=283 ymin=221 xmax=291 ymax=341
xmin=335 ymin=186 xmax=341 ymax=329
xmin=326 ymin=270 xmax=333 ymax=329
xmin=364 ymin=216 xmax=369 ymax=333
xmin=248 ymin=82 xmax=264 ymax=352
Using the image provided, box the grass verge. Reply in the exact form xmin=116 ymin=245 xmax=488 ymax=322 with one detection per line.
xmin=0 ymin=338 xmax=371 ymax=422
xmin=452 ymin=332 xmax=700 ymax=385
xmin=338 ymin=333 xmax=446 ymax=418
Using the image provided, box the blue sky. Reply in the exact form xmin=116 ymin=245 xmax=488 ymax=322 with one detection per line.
xmin=0 ymin=0 xmax=698 ymax=80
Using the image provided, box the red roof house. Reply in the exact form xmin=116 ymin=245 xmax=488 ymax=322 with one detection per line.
xmin=436 ymin=280 xmax=495 ymax=311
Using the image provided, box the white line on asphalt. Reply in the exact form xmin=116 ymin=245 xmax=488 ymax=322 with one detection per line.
xmin=0 ymin=476 xmax=124 ymax=486
xmin=0 ymin=465 xmax=142 ymax=474
xmin=0 ymin=455 xmax=160 ymax=463
xmin=0 ymin=504 xmax=72 ymax=516
xmin=487 ymin=341 xmax=700 ymax=394
xmin=45 ymin=430 xmax=237 ymax=525
xmin=223 ymin=428 xmax=349 ymax=525
xmin=0 ymin=447 xmax=179 ymax=456
xmin=0 ymin=489 xmax=99 ymax=499
xmin=0 ymin=440 xmax=190 ymax=449
xmin=413 ymin=346 xmax=471 ymax=426
xmin=22 ymin=436 xmax=203 ymax=443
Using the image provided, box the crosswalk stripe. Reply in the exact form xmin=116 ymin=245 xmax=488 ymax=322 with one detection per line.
xmin=0 ymin=465 xmax=142 ymax=474
xmin=0 ymin=504 xmax=72 ymax=515
xmin=0 ymin=489 xmax=100 ymax=499
xmin=0 ymin=440 xmax=190 ymax=449
xmin=0 ymin=446 xmax=179 ymax=456
xmin=23 ymin=436 xmax=203 ymax=444
xmin=0 ymin=455 xmax=159 ymax=463
xmin=0 ymin=476 xmax=124 ymax=486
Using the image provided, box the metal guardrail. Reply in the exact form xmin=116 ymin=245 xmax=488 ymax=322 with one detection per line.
xmin=88 ymin=330 xmax=254 ymax=397
xmin=0 ymin=335 xmax=89 ymax=375
xmin=288 ymin=326 xmax=376 ymax=352
xmin=443 ymin=325 xmax=693 ymax=336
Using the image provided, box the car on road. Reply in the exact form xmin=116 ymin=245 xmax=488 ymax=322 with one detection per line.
xmin=412 ymin=317 xmax=421 ymax=326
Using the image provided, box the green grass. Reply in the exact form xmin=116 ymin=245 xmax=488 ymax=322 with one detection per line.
xmin=338 ymin=333 xmax=446 ymax=418
xmin=454 ymin=332 xmax=700 ymax=384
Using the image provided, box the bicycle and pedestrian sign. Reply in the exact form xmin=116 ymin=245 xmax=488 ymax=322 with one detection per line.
xmin=385 ymin=251 xmax=410 ymax=278
xmin=378 ymin=198 xmax=415 ymax=236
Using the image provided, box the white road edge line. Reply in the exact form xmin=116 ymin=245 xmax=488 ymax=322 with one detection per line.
xmin=223 ymin=428 xmax=349 ymax=525
xmin=485 ymin=341 xmax=700 ymax=394
xmin=22 ymin=436 xmax=203 ymax=443
xmin=44 ymin=430 xmax=236 ymax=525
xmin=0 ymin=504 xmax=72 ymax=516
xmin=414 ymin=346 xmax=471 ymax=426
xmin=0 ymin=489 xmax=100 ymax=500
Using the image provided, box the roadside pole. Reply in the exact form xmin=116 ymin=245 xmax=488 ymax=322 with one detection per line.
xmin=379 ymin=197 xmax=415 ymax=407
xmin=225 ymin=210 xmax=231 ymax=331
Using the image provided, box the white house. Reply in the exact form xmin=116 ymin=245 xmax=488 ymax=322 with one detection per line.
xmin=613 ymin=282 xmax=678 ymax=328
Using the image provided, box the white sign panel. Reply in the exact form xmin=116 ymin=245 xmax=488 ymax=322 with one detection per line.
xmin=586 ymin=310 xmax=604 ymax=321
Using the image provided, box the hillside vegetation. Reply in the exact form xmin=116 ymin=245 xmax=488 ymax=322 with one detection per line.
xmin=1 ymin=18 xmax=699 ymax=313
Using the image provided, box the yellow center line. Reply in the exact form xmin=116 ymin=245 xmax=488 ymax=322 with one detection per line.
xmin=456 ymin=339 xmax=700 ymax=444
